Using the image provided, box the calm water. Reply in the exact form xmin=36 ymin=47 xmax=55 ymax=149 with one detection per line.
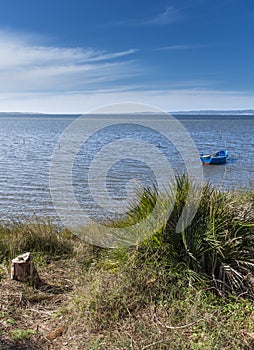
xmin=0 ymin=114 xmax=253 ymax=221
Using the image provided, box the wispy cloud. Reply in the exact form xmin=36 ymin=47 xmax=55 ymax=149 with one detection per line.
xmin=0 ymin=31 xmax=138 ymax=93
xmin=143 ymin=6 xmax=184 ymax=25
xmin=111 ymin=5 xmax=184 ymax=27
xmin=155 ymin=44 xmax=208 ymax=51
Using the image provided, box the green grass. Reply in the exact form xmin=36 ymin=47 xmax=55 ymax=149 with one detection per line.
xmin=69 ymin=176 xmax=254 ymax=348
xmin=11 ymin=328 xmax=38 ymax=340
xmin=0 ymin=176 xmax=254 ymax=349
xmin=113 ymin=175 xmax=254 ymax=295
xmin=0 ymin=216 xmax=75 ymax=264
xmin=71 ymin=265 xmax=254 ymax=349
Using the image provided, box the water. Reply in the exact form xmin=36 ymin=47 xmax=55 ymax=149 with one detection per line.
xmin=0 ymin=114 xmax=253 ymax=222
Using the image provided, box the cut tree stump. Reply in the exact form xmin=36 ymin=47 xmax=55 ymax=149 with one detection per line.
xmin=11 ymin=252 xmax=40 ymax=287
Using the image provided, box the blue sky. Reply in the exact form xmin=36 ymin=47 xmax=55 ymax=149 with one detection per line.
xmin=0 ymin=0 xmax=253 ymax=113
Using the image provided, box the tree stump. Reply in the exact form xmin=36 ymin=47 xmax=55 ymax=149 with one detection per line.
xmin=11 ymin=252 xmax=40 ymax=287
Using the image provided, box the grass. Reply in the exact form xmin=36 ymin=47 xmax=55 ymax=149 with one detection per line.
xmin=0 ymin=176 xmax=254 ymax=349
xmin=111 ymin=175 xmax=254 ymax=295
xmin=11 ymin=328 xmax=38 ymax=341
xmin=0 ymin=216 xmax=75 ymax=265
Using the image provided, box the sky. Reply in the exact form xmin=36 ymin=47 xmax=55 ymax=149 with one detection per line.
xmin=0 ymin=0 xmax=253 ymax=113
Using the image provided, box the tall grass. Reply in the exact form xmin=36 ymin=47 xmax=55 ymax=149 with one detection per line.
xmin=120 ymin=175 xmax=254 ymax=295
xmin=1 ymin=178 xmax=253 ymax=348
xmin=0 ymin=217 xmax=74 ymax=263
xmin=73 ymin=177 xmax=253 ymax=336
xmin=1 ymin=176 xmax=253 ymax=295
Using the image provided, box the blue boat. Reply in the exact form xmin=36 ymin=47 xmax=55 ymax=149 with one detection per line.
xmin=200 ymin=150 xmax=228 ymax=165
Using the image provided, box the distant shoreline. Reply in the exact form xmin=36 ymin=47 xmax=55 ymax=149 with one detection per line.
xmin=0 ymin=109 xmax=254 ymax=117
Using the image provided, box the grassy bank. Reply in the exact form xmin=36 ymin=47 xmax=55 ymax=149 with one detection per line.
xmin=0 ymin=177 xmax=254 ymax=349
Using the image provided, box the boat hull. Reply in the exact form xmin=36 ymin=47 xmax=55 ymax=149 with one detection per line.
xmin=200 ymin=157 xmax=227 ymax=165
xmin=200 ymin=150 xmax=228 ymax=165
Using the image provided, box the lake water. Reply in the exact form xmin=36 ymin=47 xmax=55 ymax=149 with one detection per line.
xmin=0 ymin=114 xmax=253 ymax=222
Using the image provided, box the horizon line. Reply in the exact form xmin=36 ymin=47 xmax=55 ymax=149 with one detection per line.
xmin=0 ymin=108 xmax=253 ymax=116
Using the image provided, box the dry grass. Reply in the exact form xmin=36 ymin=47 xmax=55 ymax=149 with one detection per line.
xmin=0 ymin=183 xmax=254 ymax=349
xmin=0 ymin=257 xmax=74 ymax=348
xmin=0 ymin=221 xmax=95 ymax=349
xmin=1 ymin=241 xmax=254 ymax=349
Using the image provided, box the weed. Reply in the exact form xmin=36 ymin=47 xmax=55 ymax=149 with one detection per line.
xmin=11 ymin=328 xmax=37 ymax=340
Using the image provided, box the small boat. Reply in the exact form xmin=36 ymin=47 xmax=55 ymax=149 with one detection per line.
xmin=200 ymin=149 xmax=228 ymax=165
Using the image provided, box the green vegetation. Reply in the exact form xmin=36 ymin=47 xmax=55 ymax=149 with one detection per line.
xmin=11 ymin=328 xmax=38 ymax=341
xmin=0 ymin=176 xmax=254 ymax=349
xmin=0 ymin=217 xmax=74 ymax=265
xmin=128 ymin=175 xmax=254 ymax=295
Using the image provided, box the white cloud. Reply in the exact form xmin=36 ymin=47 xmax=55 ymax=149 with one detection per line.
xmin=0 ymin=30 xmax=253 ymax=113
xmin=0 ymin=31 xmax=138 ymax=93
xmin=111 ymin=6 xmax=184 ymax=27
xmin=155 ymin=44 xmax=208 ymax=51
xmin=144 ymin=6 xmax=184 ymax=25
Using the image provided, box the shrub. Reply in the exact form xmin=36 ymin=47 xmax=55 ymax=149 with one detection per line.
xmin=128 ymin=175 xmax=254 ymax=295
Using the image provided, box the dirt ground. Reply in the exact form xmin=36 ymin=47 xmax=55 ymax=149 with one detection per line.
xmin=0 ymin=260 xmax=89 ymax=350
